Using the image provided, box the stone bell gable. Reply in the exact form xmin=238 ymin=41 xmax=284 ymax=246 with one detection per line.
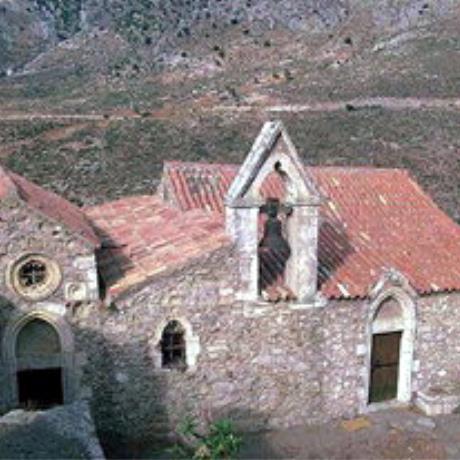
xmin=225 ymin=120 xmax=322 ymax=303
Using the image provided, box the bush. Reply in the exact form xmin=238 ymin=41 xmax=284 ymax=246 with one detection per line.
xmin=169 ymin=416 xmax=242 ymax=460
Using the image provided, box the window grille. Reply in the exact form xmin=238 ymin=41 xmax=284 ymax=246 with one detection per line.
xmin=18 ymin=260 xmax=48 ymax=289
xmin=161 ymin=320 xmax=186 ymax=369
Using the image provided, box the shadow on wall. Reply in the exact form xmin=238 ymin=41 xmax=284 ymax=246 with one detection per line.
xmin=91 ymin=227 xmax=134 ymax=298
xmin=87 ymin=334 xmax=279 ymax=458
xmin=76 ymin=316 xmax=279 ymax=459
xmin=74 ymin=319 xmax=170 ymax=459
xmin=0 ymin=297 xmax=279 ymax=459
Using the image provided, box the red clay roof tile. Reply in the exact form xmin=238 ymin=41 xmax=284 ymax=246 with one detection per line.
xmin=162 ymin=160 xmax=460 ymax=299
xmin=85 ymin=195 xmax=229 ymax=298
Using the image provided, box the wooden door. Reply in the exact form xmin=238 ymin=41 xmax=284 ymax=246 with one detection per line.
xmin=369 ymin=332 xmax=401 ymax=403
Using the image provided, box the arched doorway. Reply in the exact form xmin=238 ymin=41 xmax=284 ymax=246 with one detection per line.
xmin=15 ymin=319 xmax=64 ymax=409
xmin=3 ymin=311 xmax=75 ymax=410
xmin=368 ymin=293 xmax=415 ymax=405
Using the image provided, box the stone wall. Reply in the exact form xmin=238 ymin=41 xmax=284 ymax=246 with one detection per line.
xmin=0 ymin=197 xmax=98 ymax=312
xmin=0 ymin=196 xmax=98 ymax=411
xmin=71 ymin=260 xmax=460 ymax=452
xmin=71 ymin=244 xmax=371 ymax=451
xmin=415 ymin=292 xmax=460 ymax=393
xmin=0 ymin=401 xmax=104 ymax=459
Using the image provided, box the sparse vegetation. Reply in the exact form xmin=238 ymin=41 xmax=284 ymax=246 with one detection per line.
xmin=0 ymin=1 xmax=458 ymax=225
xmin=168 ymin=416 xmax=242 ymax=460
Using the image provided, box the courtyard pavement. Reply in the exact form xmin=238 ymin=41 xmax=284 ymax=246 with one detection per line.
xmin=239 ymin=408 xmax=460 ymax=459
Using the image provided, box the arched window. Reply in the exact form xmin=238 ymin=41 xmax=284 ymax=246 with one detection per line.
xmin=161 ymin=320 xmax=186 ymax=370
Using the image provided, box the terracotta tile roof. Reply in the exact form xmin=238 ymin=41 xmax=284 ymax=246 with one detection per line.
xmin=85 ymin=195 xmax=229 ymax=298
xmin=162 ymin=160 xmax=460 ymax=299
xmin=0 ymin=166 xmax=99 ymax=247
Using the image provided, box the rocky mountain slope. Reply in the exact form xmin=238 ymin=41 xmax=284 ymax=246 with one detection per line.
xmin=0 ymin=0 xmax=457 ymax=74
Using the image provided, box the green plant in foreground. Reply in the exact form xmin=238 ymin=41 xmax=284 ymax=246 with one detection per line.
xmin=169 ymin=416 xmax=242 ymax=460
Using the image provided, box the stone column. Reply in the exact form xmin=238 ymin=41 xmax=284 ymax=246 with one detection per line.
xmin=286 ymin=203 xmax=320 ymax=302
xmin=225 ymin=205 xmax=259 ymax=301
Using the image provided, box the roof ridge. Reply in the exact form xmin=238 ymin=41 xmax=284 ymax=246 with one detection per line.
xmin=164 ymin=160 xmax=407 ymax=174
xmin=165 ymin=160 xmax=240 ymax=169
xmin=6 ymin=170 xmax=99 ymax=247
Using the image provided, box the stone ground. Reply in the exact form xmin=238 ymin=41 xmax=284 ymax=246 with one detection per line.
xmin=239 ymin=408 xmax=460 ymax=459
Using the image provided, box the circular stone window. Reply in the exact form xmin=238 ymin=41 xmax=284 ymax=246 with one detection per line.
xmin=7 ymin=255 xmax=62 ymax=301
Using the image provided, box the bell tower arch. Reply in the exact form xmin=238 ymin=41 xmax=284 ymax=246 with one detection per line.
xmin=225 ymin=121 xmax=322 ymax=303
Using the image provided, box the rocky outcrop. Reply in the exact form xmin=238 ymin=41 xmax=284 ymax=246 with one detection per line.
xmin=0 ymin=401 xmax=104 ymax=459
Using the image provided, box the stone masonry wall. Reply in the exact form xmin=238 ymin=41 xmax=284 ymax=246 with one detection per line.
xmin=0 ymin=197 xmax=98 ymax=312
xmin=72 ymin=244 xmax=370 ymax=450
xmin=0 ymin=196 xmax=98 ymax=411
xmin=73 ymin=263 xmax=460 ymax=452
xmin=415 ymin=292 xmax=460 ymax=394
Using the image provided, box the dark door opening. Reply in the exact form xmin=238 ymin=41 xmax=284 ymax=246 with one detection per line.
xmin=17 ymin=368 xmax=63 ymax=410
xmin=369 ymin=332 xmax=401 ymax=403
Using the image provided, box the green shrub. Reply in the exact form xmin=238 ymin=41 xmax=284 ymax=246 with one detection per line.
xmin=169 ymin=416 xmax=242 ymax=460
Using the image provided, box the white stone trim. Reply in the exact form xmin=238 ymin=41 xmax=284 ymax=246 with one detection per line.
xmin=288 ymin=292 xmax=327 ymax=310
xmin=151 ymin=317 xmax=200 ymax=372
xmin=361 ymin=274 xmax=417 ymax=412
xmin=363 ymin=399 xmax=409 ymax=413
xmin=71 ymin=254 xmax=100 ymax=301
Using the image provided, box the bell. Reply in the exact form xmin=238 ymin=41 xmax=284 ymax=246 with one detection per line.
xmin=259 ymin=198 xmax=291 ymax=258
xmin=259 ymin=217 xmax=290 ymax=256
xmin=259 ymin=198 xmax=291 ymax=294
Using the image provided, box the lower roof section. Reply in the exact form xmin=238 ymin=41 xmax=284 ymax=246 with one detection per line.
xmin=85 ymin=195 xmax=229 ymax=298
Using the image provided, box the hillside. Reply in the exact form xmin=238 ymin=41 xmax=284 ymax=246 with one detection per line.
xmin=0 ymin=0 xmax=459 ymax=221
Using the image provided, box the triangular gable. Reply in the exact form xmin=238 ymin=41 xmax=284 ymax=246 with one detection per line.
xmin=225 ymin=120 xmax=321 ymax=207
xmin=0 ymin=166 xmax=99 ymax=248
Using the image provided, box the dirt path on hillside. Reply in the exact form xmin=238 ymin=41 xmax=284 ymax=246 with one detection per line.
xmin=1 ymin=97 xmax=460 ymax=121
xmin=214 ymin=96 xmax=460 ymax=113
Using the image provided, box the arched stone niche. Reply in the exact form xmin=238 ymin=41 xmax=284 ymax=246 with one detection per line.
xmin=364 ymin=273 xmax=417 ymax=408
xmin=2 ymin=310 xmax=77 ymax=409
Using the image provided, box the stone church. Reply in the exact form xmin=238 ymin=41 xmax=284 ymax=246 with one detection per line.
xmin=1 ymin=120 xmax=460 ymax=449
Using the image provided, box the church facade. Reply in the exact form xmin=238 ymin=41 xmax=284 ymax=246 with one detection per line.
xmin=1 ymin=121 xmax=460 ymax=449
